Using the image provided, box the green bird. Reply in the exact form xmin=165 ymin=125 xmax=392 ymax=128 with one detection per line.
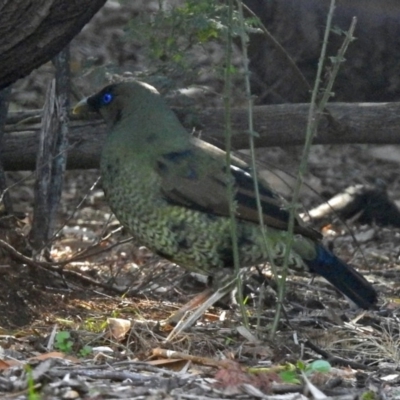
xmin=74 ymin=80 xmax=377 ymax=309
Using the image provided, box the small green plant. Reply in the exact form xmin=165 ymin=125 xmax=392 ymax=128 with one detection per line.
xmin=279 ymin=360 xmax=331 ymax=385
xmin=54 ymin=331 xmax=92 ymax=357
xmin=54 ymin=331 xmax=74 ymax=353
xmin=361 ymin=391 xmax=377 ymax=400
xmin=78 ymin=345 xmax=93 ymax=358
xmin=84 ymin=316 xmax=108 ymax=333
xmin=26 ymin=366 xmax=41 ymax=400
xmin=224 ymin=336 xmax=236 ymax=346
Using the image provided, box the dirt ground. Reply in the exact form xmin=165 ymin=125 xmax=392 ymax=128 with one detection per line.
xmin=0 ymin=143 xmax=399 ymax=398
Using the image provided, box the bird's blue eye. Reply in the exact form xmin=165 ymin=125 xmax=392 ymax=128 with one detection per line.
xmin=101 ymin=93 xmax=113 ymax=105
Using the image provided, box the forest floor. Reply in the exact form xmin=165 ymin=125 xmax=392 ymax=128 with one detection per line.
xmin=0 ymin=143 xmax=399 ymax=399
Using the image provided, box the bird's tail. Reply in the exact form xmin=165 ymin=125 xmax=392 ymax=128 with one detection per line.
xmin=305 ymin=244 xmax=377 ymax=309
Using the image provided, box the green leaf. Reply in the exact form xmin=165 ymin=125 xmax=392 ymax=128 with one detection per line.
xmin=279 ymin=370 xmax=301 ymax=385
xmin=296 ymin=360 xmax=306 ymax=371
xmin=306 ymin=360 xmax=331 ymax=374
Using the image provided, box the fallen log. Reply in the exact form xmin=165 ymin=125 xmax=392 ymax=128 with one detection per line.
xmin=2 ymin=101 xmax=400 ymax=171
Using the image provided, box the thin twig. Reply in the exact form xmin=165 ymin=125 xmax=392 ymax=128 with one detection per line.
xmin=304 ymin=339 xmax=372 ymax=370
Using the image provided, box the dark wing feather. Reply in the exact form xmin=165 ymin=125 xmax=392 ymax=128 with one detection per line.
xmin=156 ymin=139 xmax=321 ymax=241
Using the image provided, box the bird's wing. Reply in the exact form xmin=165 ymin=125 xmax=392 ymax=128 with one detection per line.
xmin=155 ymin=139 xmax=321 ymax=240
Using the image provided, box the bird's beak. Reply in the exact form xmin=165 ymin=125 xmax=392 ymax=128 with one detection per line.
xmin=73 ymin=98 xmax=91 ymax=115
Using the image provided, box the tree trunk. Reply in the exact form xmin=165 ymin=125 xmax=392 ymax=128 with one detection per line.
xmin=0 ymin=0 xmax=107 ymax=89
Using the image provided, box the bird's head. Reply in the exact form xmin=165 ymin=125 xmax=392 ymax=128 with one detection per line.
xmin=73 ymin=80 xmax=191 ymax=153
xmin=73 ymin=81 xmax=161 ymax=127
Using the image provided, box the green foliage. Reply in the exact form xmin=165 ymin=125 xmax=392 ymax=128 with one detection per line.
xmin=78 ymin=345 xmax=93 ymax=358
xmin=360 ymin=390 xmax=380 ymax=400
xmin=302 ymin=359 xmax=331 ymax=375
xmin=224 ymin=336 xmax=236 ymax=346
xmin=361 ymin=391 xmax=377 ymax=400
xmin=54 ymin=331 xmax=92 ymax=357
xmin=54 ymin=331 xmax=74 ymax=353
xmin=26 ymin=366 xmax=41 ymax=400
xmin=123 ymin=0 xmax=258 ymax=85
xmin=84 ymin=316 xmax=108 ymax=333
xmin=279 ymin=365 xmax=301 ymax=385
xmin=279 ymin=360 xmax=331 ymax=384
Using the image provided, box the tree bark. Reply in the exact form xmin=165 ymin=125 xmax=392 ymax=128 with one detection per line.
xmin=0 ymin=86 xmax=12 ymax=212
xmin=0 ymin=0 xmax=107 ymax=89
xmin=2 ymin=101 xmax=400 ymax=171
